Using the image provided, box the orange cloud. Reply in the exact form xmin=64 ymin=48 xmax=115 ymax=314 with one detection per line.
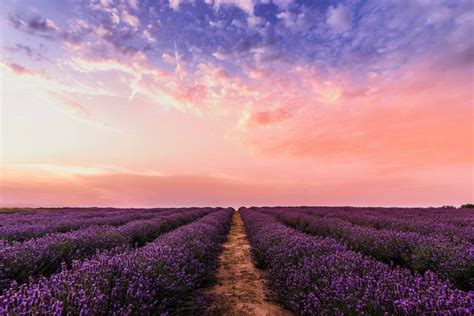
xmin=2 ymin=166 xmax=471 ymax=208
xmin=246 ymin=61 xmax=474 ymax=174
xmin=0 ymin=169 xmax=306 ymax=207
xmin=245 ymin=107 xmax=293 ymax=126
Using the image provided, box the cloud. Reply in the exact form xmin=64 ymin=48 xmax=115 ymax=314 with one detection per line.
xmin=121 ymin=9 xmax=140 ymax=27
xmin=212 ymin=49 xmax=230 ymax=60
xmin=7 ymin=13 xmax=87 ymax=45
xmin=3 ymin=63 xmax=38 ymax=76
xmin=169 ymin=0 xmax=256 ymax=15
xmin=1 ymin=61 xmax=118 ymax=131
xmin=273 ymin=0 xmax=293 ymax=10
xmin=24 ymin=15 xmax=59 ymax=32
xmin=44 ymin=92 xmax=119 ymax=130
xmin=142 ymin=29 xmax=156 ymax=43
xmin=169 ymin=0 xmax=181 ymax=10
xmin=327 ymin=4 xmax=352 ymax=33
xmin=2 ymin=164 xmax=472 ymax=207
xmin=244 ymin=107 xmax=293 ymax=126
xmin=2 ymin=62 xmax=49 ymax=79
xmin=49 ymin=93 xmax=94 ymax=121
xmin=203 ymin=0 xmax=256 ymax=15
xmin=161 ymin=53 xmax=176 ymax=64
xmin=247 ymin=15 xmax=265 ymax=27
xmin=0 ymin=168 xmax=309 ymax=207
xmin=127 ymin=0 xmax=139 ymax=10
xmin=246 ymin=60 xmax=474 ymax=175
xmin=8 ymin=14 xmax=56 ymax=36
xmin=2 ymin=44 xmax=47 ymax=61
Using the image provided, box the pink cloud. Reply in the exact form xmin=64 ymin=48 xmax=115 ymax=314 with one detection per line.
xmin=1 ymin=167 xmax=471 ymax=208
xmin=246 ymin=107 xmax=293 ymax=126
xmin=246 ymin=62 xmax=473 ymax=177
xmin=4 ymin=63 xmax=45 ymax=77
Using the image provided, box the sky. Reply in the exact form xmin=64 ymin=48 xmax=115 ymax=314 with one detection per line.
xmin=0 ymin=0 xmax=473 ymax=208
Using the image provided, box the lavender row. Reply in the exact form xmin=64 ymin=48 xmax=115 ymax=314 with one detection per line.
xmin=340 ymin=206 xmax=474 ymax=224
xmin=241 ymin=208 xmax=473 ymax=315
xmin=0 ymin=208 xmax=176 ymax=251
xmin=0 ymin=207 xmax=174 ymax=229
xmin=282 ymin=206 xmax=474 ymax=243
xmin=322 ymin=209 xmax=474 ymax=243
xmin=0 ymin=208 xmax=233 ymax=315
xmin=260 ymin=208 xmax=473 ymax=290
xmin=0 ymin=208 xmax=214 ymax=292
xmin=337 ymin=207 xmax=474 ymax=227
xmin=258 ymin=206 xmax=474 ymax=227
xmin=0 ymin=208 xmax=122 ymax=227
xmin=0 ymin=210 xmax=159 ymax=243
xmin=0 ymin=208 xmax=180 ymax=242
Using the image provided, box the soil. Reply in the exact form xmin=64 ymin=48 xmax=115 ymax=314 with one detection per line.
xmin=206 ymin=212 xmax=293 ymax=316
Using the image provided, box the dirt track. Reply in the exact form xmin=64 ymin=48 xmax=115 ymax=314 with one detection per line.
xmin=206 ymin=212 xmax=292 ymax=316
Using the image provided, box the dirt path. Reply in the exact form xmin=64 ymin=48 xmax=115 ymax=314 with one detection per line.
xmin=206 ymin=212 xmax=292 ymax=316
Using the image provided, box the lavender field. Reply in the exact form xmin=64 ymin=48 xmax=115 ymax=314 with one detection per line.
xmin=0 ymin=206 xmax=472 ymax=315
xmin=2 ymin=0 xmax=473 ymax=314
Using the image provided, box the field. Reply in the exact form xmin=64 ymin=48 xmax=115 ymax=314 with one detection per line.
xmin=0 ymin=207 xmax=472 ymax=315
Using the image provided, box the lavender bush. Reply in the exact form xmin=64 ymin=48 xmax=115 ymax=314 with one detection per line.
xmin=241 ymin=208 xmax=473 ymax=315
xmin=0 ymin=208 xmax=182 ymax=243
xmin=0 ymin=208 xmax=213 ymax=291
xmin=299 ymin=207 xmax=474 ymax=243
xmin=259 ymin=207 xmax=473 ymax=290
xmin=0 ymin=208 xmax=233 ymax=315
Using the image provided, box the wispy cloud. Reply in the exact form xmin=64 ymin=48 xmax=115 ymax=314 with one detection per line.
xmin=2 ymin=44 xmax=47 ymax=61
xmin=327 ymin=4 xmax=352 ymax=33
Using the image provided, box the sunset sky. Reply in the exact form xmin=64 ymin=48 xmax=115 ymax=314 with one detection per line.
xmin=0 ymin=0 xmax=473 ymax=208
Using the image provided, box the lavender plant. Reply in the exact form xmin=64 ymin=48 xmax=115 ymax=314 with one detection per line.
xmin=259 ymin=207 xmax=473 ymax=290
xmin=0 ymin=208 xmax=213 ymax=291
xmin=0 ymin=208 xmax=233 ymax=315
xmin=241 ymin=208 xmax=473 ymax=315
